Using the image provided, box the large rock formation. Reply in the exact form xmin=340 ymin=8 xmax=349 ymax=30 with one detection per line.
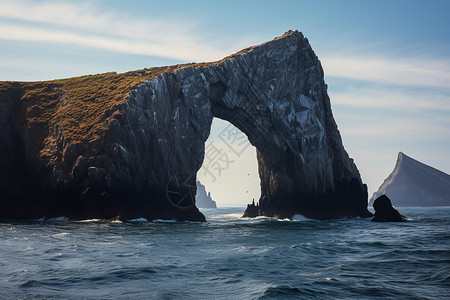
xmin=0 ymin=30 xmax=371 ymax=221
xmin=195 ymin=181 xmax=217 ymax=208
xmin=370 ymin=152 xmax=450 ymax=207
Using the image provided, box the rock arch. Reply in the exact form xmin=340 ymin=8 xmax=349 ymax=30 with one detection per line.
xmin=0 ymin=31 xmax=371 ymax=221
xmin=122 ymin=30 xmax=370 ymax=220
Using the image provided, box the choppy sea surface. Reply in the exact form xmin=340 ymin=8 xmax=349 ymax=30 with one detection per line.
xmin=0 ymin=207 xmax=449 ymax=299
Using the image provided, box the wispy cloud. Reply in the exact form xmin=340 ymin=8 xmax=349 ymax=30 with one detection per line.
xmin=0 ymin=0 xmax=234 ymax=61
xmin=322 ymin=56 xmax=450 ymax=88
xmin=338 ymin=115 xmax=450 ymax=140
xmin=324 ymin=55 xmax=450 ymax=192
xmin=329 ymin=86 xmax=450 ymax=112
xmin=329 ymin=85 xmax=450 ymax=155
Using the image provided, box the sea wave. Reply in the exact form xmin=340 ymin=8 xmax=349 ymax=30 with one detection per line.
xmin=258 ymin=285 xmax=306 ymax=299
xmin=1 ymin=206 xmax=448 ymax=299
xmin=290 ymin=214 xmax=314 ymax=221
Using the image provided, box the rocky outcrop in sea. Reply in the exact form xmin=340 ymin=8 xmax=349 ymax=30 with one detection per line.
xmin=195 ymin=181 xmax=216 ymax=208
xmin=371 ymin=195 xmax=406 ymax=222
xmin=370 ymin=152 xmax=450 ymax=207
xmin=0 ymin=30 xmax=371 ymax=221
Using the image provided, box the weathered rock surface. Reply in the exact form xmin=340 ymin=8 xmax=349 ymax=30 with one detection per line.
xmin=370 ymin=152 xmax=450 ymax=207
xmin=195 ymin=181 xmax=216 ymax=208
xmin=0 ymin=30 xmax=371 ymax=221
xmin=371 ymin=195 xmax=406 ymax=222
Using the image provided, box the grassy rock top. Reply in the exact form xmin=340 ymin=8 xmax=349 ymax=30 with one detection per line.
xmin=0 ymin=63 xmax=208 ymax=152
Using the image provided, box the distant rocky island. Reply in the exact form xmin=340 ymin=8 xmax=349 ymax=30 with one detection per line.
xmin=370 ymin=152 xmax=450 ymax=207
xmin=195 ymin=181 xmax=216 ymax=208
xmin=0 ymin=30 xmax=371 ymax=221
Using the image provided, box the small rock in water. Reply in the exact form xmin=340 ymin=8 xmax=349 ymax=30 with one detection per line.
xmin=243 ymin=199 xmax=259 ymax=218
xmin=371 ymin=195 xmax=406 ymax=222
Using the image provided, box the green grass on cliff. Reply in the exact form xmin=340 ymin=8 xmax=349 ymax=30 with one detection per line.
xmin=0 ymin=63 xmax=208 ymax=152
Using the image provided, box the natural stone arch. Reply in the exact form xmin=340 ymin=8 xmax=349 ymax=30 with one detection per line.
xmin=124 ymin=30 xmax=370 ymax=220
xmin=203 ymin=31 xmax=367 ymax=219
xmin=0 ymin=30 xmax=371 ymax=221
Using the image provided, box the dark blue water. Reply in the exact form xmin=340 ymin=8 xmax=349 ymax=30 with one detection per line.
xmin=1 ymin=207 xmax=449 ymax=299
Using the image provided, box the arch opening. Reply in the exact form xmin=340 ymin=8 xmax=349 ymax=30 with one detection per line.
xmin=196 ymin=117 xmax=260 ymax=208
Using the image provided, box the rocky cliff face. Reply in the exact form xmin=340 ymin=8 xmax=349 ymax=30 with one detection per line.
xmin=0 ymin=30 xmax=370 ymax=221
xmin=370 ymin=152 xmax=450 ymax=207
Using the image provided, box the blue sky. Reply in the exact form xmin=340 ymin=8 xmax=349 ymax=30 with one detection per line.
xmin=1 ymin=0 xmax=449 ymax=206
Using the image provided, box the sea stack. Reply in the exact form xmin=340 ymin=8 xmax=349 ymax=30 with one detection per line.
xmin=195 ymin=181 xmax=217 ymax=208
xmin=0 ymin=30 xmax=370 ymax=221
xmin=371 ymin=195 xmax=406 ymax=222
xmin=370 ymin=152 xmax=450 ymax=207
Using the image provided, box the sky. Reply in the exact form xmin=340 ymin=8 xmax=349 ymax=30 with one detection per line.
xmin=1 ymin=0 xmax=449 ymax=206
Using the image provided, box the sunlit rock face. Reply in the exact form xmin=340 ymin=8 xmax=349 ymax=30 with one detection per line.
xmin=370 ymin=152 xmax=450 ymax=207
xmin=0 ymin=30 xmax=370 ymax=221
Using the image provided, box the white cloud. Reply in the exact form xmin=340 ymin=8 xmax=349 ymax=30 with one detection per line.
xmin=334 ymin=106 xmax=450 ymax=194
xmin=326 ymin=73 xmax=450 ymax=195
xmin=0 ymin=0 xmax=233 ymax=62
xmin=322 ymin=56 xmax=450 ymax=88
xmin=338 ymin=116 xmax=450 ymax=140
xmin=332 ymin=90 xmax=450 ymax=140
xmin=329 ymin=87 xmax=450 ymax=112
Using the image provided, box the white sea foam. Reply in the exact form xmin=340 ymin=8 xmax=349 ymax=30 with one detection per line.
xmin=152 ymin=219 xmax=177 ymax=223
xmin=51 ymin=232 xmax=69 ymax=238
xmin=222 ymin=213 xmax=244 ymax=219
xmin=151 ymin=219 xmax=202 ymax=224
xmin=128 ymin=218 xmax=148 ymax=222
xmin=291 ymin=214 xmax=314 ymax=221
xmin=77 ymin=219 xmax=101 ymax=223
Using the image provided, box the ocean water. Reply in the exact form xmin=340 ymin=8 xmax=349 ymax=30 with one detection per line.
xmin=0 ymin=207 xmax=449 ymax=299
